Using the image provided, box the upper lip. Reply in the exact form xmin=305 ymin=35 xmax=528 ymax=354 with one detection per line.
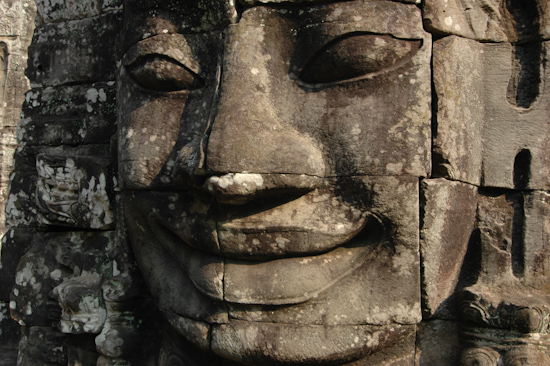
xmin=153 ymin=174 xmax=370 ymax=260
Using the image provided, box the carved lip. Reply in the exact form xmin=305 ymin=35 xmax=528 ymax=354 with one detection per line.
xmin=149 ymin=203 xmax=382 ymax=305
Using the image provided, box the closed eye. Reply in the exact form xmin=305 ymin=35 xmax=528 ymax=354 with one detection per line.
xmin=299 ymin=33 xmax=422 ymax=85
xmin=126 ymin=54 xmax=204 ymax=92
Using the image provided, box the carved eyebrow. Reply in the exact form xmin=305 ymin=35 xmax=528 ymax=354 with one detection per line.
xmin=122 ymin=34 xmax=200 ymax=75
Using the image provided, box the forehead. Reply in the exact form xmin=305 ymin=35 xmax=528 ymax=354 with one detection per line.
xmin=122 ymin=0 xmax=421 ymax=50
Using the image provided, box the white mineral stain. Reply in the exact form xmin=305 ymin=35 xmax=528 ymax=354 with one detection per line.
xmin=112 ymin=261 xmax=120 ymax=276
xmin=374 ymin=37 xmax=387 ymax=47
xmin=86 ymin=88 xmax=99 ymax=103
xmin=50 ymin=269 xmax=62 ymax=281
xmin=386 ymin=162 xmax=403 ymax=174
xmin=444 ymin=16 xmax=453 ymax=26
xmin=98 ymin=89 xmax=107 ymax=102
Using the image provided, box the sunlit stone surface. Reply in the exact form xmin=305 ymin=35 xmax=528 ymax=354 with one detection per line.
xmin=1 ymin=0 xmax=550 ymax=365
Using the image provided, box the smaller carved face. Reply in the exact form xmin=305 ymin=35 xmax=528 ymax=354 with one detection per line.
xmin=119 ymin=0 xmax=431 ymax=364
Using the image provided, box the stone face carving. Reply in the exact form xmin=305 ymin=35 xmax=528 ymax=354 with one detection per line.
xmin=119 ymin=0 xmax=430 ymax=364
xmin=2 ymin=0 xmax=550 ymax=365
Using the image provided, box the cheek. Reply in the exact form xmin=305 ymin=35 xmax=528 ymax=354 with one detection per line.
xmin=118 ymin=82 xmax=188 ymax=188
xmin=287 ymin=44 xmax=432 ymax=178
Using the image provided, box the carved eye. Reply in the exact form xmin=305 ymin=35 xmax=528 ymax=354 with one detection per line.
xmin=126 ymin=55 xmax=204 ymax=92
xmin=299 ymin=33 xmax=422 ymax=85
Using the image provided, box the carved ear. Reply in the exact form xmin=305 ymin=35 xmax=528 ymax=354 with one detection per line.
xmin=299 ymin=33 xmax=421 ymax=85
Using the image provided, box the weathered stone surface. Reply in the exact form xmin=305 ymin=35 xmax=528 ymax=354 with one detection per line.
xmin=53 ymin=272 xmax=107 ymax=334
xmin=5 ymin=147 xmax=40 ymax=228
xmin=433 ymin=36 xmax=550 ymax=190
xmin=224 ymin=176 xmax=421 ymax=326
xmin=36 ymin=0 xmax=122 ymax=24
xmin=212 ymin=320 xmax=416 ymax=366
xmin=121 ymin=0 xmax=237 ymax=50
xmin=116 ymin=1 xmax=430 ymax=364
xmin=457 ymin=190 xmax=550 ymax=362
xmin=119 ymin=1 xmax=431 ymax=191
xmin=523 ymin=191 xmax=550 ymax=290
xmin=18 ymin=83 xmax=117 ymax=146
xmin=10 ymin=230 xmax=115 ymax=327
xmin=432 ymin=36 xmax=484 ymax=184
xmin=123 ymin=190 xmax=228 ymax=323
xmin=0 ymin=229 xmax=31 ymax=301
xmin=481 ymin=41 xmax=550 ymax=189
xmin=0 ymin=0 xmax=35 ymax=37
xmin=5 ymin=145 xmax=113 ymax=229
xmin=35 ymin=154 xmax=116 ymax=229
xmin=5 ymin=0 xmax=550 ymax=364
xmin=424 ymin=0 xmax=550 ymax=42
xmin=206 ymin=2 xmax=431 ymax=179
xmin=17 ymin=326 xmax=68 ymax=365
xmin=118 ymin=31 xmax=224 ymax=189
xmin=416 ymin=320 xmax=460 ymax=366
xmin=27 ymin=12 xmax=122 ymax=87
xmin=0 ymin=0 xmax=35 ymax=240
xmin=420 ymin=179 xmax=477 ymax=319
xmin=0 ymin=301 xmax=21 ymax=358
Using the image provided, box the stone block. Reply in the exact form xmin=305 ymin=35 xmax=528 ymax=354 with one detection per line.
xmin=424 ymin=0 xmax=550 ymax=43
xmin=35 ymin=154 xmax=116 ymax=229
xmin=212 ymin=320 xmax=416 ymax=366
xmin=122 ymin=190 xmax=229 ymax=324
xmin=226 ymin=176 xmax=421 ymax=326
xmin=455 ymin=189 xmax=550 ymax=341
xmin=481 ymin=41 xmax=550 ymax=190
xmin=10 ymin=230 xmax=115 ymax=327
xmin=433 ymin=37 xmax=550 ymax=190
xmin=5 ymin=147 xmax=40 ymax=228
xmin=5 ymin=145 xmax=114 ymax=229
xmin=0 ymin=229 xmax=31 ymax=301
xmin=416 ymin=320 xmax=460 ymax=366
xmin=119 ymin=1 xmax=432 ymax=191
xmin=420 ymin=178 xmax=477 ymax=319
xmin=18 ymin=83 xmax=117 ymax=146
xmin=17 ymin=326 xmax=67 ymax=365
xmin=121 ymin=0 xmax=237 ymax=49
xmin=523 ymin=191 xmax=550 ymax=290
xmin=471 ymin=189 xmax=550 ymax=291
xmin=0 ymin=0 xmax=36 ymax=38
xmin=432 ymin=36 xmax=484 ymax=184
xmin=26 ymin=12 xmax=122 ymax=87
xmin=206 ymin=2 xmax=431 ymax=179
xmin=0 ymin=301 xmax=21 ymax=350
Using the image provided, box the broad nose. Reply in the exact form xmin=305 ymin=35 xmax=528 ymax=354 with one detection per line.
xmin=205 ymin=16 xmax=325 ymax=177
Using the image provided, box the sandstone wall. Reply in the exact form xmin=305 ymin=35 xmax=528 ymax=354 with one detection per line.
xmin=0 ymin=1 xmax=35 ymax=364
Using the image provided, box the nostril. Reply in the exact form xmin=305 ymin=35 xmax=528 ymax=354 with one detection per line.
xmin=204 ymin=173 xmax=324 ymax=205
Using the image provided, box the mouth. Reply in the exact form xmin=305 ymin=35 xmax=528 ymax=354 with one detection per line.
xmin=148 ymin=186 xmax=383 ymax=306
